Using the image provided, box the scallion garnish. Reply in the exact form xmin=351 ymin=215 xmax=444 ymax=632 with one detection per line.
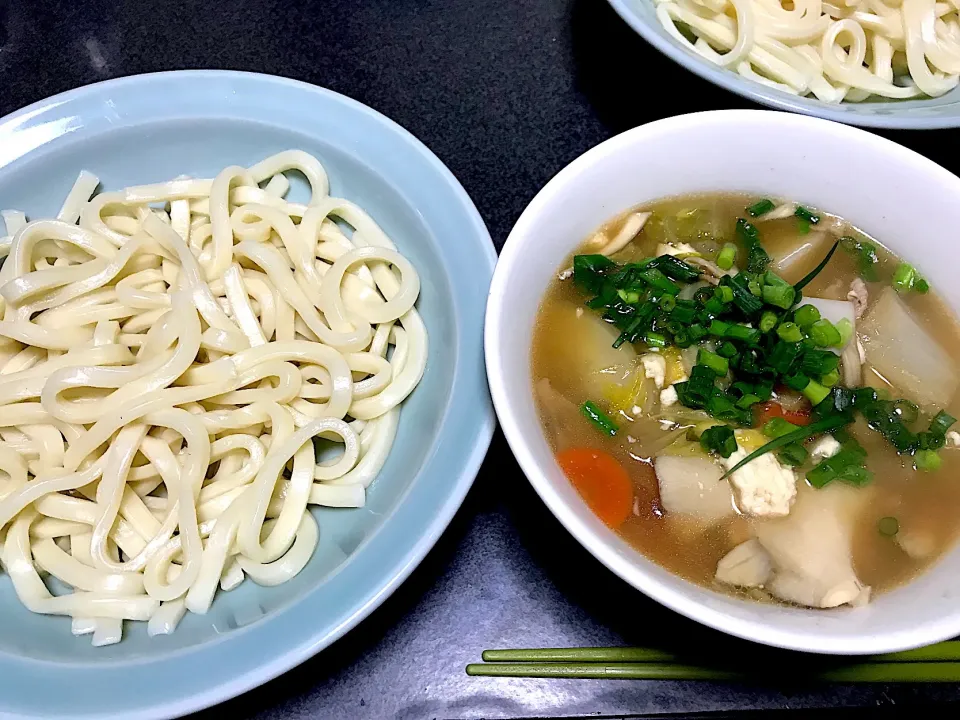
xmin=700 ymin=424 xmax=738 ymax=458
xmin=793 ymin=304 xmax=821 ymax=328
xmin=763 ymin=417 xmax=799 ymax=439
xmin=809 ymin=319 xmax=842 ymax=347
xmin=717 ymin=243 xmax=737 ymax=270
xmin=736 ymin=218 xmax=770 ymax=274
xmin=915 ymin=449 xmax=942 ymax=472
xmin=777 ymin=442 xmax=808 ymax=467
xmin=776 ymin=321 xmax=803 ymax=343
xmin=581 ymin=400 xmax=619 ymax=436
xmin=892 ymin=262 xmax=930 ymax=294
xmin=878 ymin=516 xmax=900 ymax=536
xmin=840 ymin=236 xmax=880 ymax=282
xmin=795 ymin=206 xmax=820 ymax=225
xmin=697 ymin=348 xmax=729 ymax=376
xmin=761 ymin=272 xmax=795 ymax=309
xmin=747 ymin=199 xmax=775 ymax=217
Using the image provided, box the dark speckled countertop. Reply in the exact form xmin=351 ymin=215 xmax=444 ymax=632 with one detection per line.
xmin=2 ymin=0 xmax=959 ymax=717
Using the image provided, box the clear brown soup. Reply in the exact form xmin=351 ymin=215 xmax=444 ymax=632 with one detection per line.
xmin=531 ymin=193 xmax=960 ymax=606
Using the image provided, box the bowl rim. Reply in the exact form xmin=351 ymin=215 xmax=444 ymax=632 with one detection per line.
xmin=0 ymin=70 xmax=497 ymax=718
xmin=485 ymin=108 xmax=960 ymax=655
xmin=605 ymin=0 xmax=960 ymax=130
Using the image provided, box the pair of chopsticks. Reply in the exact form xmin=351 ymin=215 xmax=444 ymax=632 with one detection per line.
xmin=465 ymin=641 xmax=960 ymax=682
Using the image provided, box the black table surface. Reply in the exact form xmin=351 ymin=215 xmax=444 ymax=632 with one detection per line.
xmin=3 ymin=0 xmax=959 ymax=717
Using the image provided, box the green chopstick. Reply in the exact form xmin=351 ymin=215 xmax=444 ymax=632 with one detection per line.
xmin=467 ymin=662 xmax=739 ymax=680
xmin=482 ymin=648 xmax=675 ymax=663
xmin=480 ymin=641 xmax=960 ymax=665
xmin=465 ymin=661 xmax=960 ymax=682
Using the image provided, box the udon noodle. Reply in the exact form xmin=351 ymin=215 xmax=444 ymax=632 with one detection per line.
xmin=0 ymin=151 xmax=427 ymax=646
xmin=654 ymin=0 xmax=960 ymax=102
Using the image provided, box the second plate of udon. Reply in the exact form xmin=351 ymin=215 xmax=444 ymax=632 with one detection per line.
xmin=0 ymin=71 xmax=494 ymax=719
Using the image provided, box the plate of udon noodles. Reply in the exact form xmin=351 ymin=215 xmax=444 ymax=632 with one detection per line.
xmin=0 ymin=71 xmax=494 ymax=719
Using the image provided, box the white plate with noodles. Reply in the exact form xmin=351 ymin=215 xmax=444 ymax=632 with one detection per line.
xmin=606 ymin=0 xmax=960 ymax=128
xmin=0 ymin=71 xmax=495 ymax=719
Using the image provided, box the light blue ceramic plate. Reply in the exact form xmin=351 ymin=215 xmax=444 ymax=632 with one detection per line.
xmin=0 ymin=71 xmax=495 ymax=719
xmin=607 ymin=0 xmax=960 ymax=129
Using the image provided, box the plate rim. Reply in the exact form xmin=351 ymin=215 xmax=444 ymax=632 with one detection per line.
xmin=0 ymin=70 xmax=496 ymax=719
xmin=604 ymin=0 xmax=960 ymax=130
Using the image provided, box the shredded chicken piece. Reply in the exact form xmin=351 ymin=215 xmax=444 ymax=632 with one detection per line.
xmin=558 ymin=212 xmax=651 ymax=280
xmin=848 ymin=278 xmax=868 ymax=319
xmin=599 ymin=212 xmax=651 ymax=257
xmin=754 ymin=202 xmax=796 ymax=221
xmin=840 ymin=338 xmax=862 ymax=386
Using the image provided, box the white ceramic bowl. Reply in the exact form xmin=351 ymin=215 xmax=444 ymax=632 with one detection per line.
xmin=485 ymin=109 xmax=960 ymax=655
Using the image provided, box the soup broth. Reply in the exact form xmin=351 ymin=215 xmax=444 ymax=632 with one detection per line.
xmin=532 ymin=194 xmax=960 ymax=608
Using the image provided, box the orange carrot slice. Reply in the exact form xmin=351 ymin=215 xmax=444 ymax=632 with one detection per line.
xmin=556 ymin=447 xmax=633 ymax=529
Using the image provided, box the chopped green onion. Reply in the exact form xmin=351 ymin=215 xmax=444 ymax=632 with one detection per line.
xmin=803 ymin=379 xmax=831 ymax=406
xmin=839 ymin=464 xmax=872 ymax=486
xmin=688 ymin=324 xmax=708 ymax=341
xmin=694 ymin=287 xmax=715 ymax=305
xmin=617 ymin=289 xmax=640 ymax=304
xmin=720 ymin=414 xmax=853 ymax=479
xmin=717 ymin=243 xmax=738 ymax=270
xmin=645 ymin=331 xmax=668 ymax=348
xmin=798 ymin=218 xmax=811 ymax=235
xmin=737 ymin=393 xmax=761 ymax=409
xmin=573 ymin=255 xmax=615 ymax=293
xmin=762 ymin=282 xmax=795 ymax=309
xmin=747 ymin=199 xmax=775 ymax=217
xmin=820 ymin=369 xmax=841 ymax=387
xmin=717 ymin=341 xmax=739 ymax=358
xmin=768 ymin=341 xmax=801 ymax=374
xmin=764 ymin=417 xmax=799 ymax=439
xmin=708 ymin=319 xmax=731 ymax=337
xmin=580 ymin=401 xmax=618 ymax=436
xmin=808 ymin=447 xmax=872 ymax=489
xmin=639 ymin=268 xmax=681 ymax=296
xmin=891 ymin=262 xmax=930 ymax=294
xmin=809 ymin=319 xmax=842 ymax=347
xmin=795 ymin=206 xmax=820 ymax=224
xmin=670 ymin=300 xmax=698 ymax=324
xmin=698 ymin=349 xmax=730 ymax=377
xmin=659 ymin=295 xmax=677 ymax=311
xmin=800 ymin=349 xmax=839 ymax=377
xmin=715 ymin=285 xmax=734 ymax=303
xmin=777 ymin=322 xmax=803 ymax=343
xmin=915 ymin=449 xmax=942 ymax=472
xmin=778 ymin=442 xmax=808 ymax=467
xmin=736 ymin=219 xmax=770 ymax=274
xmin=793 ymin=304 xmax=821 ymax=328
xmin=892 ymin=263 xmax=916 ymax=292
xmin=840 ymin=237 xmax=880 ymax=282
xmin=784 ymin=373 xmax=810 ymax=392
xmin=759 ymin=311 xmax=778 ymax=333
xmin=930 ymin=410 xmax=957 ymax=437
xmin=722 ymin=274 xmax=764 ymax=315
xmin=748 ymin=279 xmax=762 ymax=296
xmin=653 ymin=255 xmax=702 ymax=282
xmin=878 ymin=516 xmax=900 ymax=537
xmin=703 ymin=296 xmax=727 ymax=315
xmin=725 ymin=324 xmax=761 ymax=344
xmin=835 ymin=317 xmax=853 ymax=347
xmin=893 ymin=399 xmax=919 ymax=424
xmin=700 ymin=425 xmax=739 ymax=458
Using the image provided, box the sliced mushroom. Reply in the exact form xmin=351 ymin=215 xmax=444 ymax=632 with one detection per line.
xmin=847 ymin=278 xmax=868 ymax=319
